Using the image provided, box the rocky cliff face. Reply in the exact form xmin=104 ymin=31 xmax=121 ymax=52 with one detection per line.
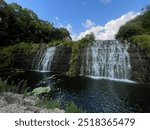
xmin=12 ymin=45 xmax=72 ymax=74
xmin=128 ymin=44 xmax=150 ymax=84
xmin=51 ymin=46 xmax=72 ymax=74
xmin=12 ymin=49 xmax=37 ymax=70
xmin=76 ymin=47 xmax=88 ymax=75
xmin=11 ymin=43 xmax=150 ymax=84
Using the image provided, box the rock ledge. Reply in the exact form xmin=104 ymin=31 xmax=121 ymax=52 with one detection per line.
xmin=0 ymin=92 xmax=65 ymax=113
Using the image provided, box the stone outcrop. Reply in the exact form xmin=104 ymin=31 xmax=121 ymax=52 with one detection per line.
xmin=0 ymin=92 xmax=65 ymax=113
xmin=128 ymin=43 xmax=150 ymax=84
xmin=11 ymin=42 xmax=150 ymax=84
xmin=12 ymin=45 xmax=72 ymax=74
xmin=51 ymin=46 xmax=72 ymax=74
xmin=12 ymin=49 xmax=37 ymax=70
xmin=76 ymin=47 xmax=87 ymax=75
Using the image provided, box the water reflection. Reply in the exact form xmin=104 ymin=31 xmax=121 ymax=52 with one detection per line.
xmin=8 ymin=71 xmax=150 ymax=113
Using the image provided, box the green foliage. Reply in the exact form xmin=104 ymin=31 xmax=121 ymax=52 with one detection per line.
xmin=37 ymin=99 xmax=61 ymax=110
xmin=0 ymin=77 xmax=27 ymax=93
xmin=116 ymin=7 xmax=150 ymax=40
xmin=0 ymin=78 xmax=9 ymax=92
xmin=27 ymin=86 xmax=51 ymax=96
xmin=79 ymin=33 xmax=95 ymax=45
xmin=65 ymin=101 xmax=84 ymax=113
xmin=116 ymin=7 xmax=150 ymax=55
xmin=116 ymin=23 xmax=145 ymax=40
xmin=48 ymin=40 xmax=74 ymax=47
xmin=0 ymin=43 xmax=39 ymax=68
xmin=37 ymin=99 xmax=84 ymax=113
xmin=132 ymin=35 xmax=150 ymax=54
xmin=0 ymin=1 xmax=70 ymax=46
xmin=67 ymin=43 xmax=80 ymax=75
xmin=141 ymin=10 xmax=150 ymax=30
xmin=67 ymin=34 xmax=95 ymax=76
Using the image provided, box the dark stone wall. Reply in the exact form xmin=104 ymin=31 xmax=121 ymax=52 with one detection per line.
xmin=12 ymin=46 xmax=72 ymax=74
xmin=11 ymin=43 xmax=150 ymax=84
xmin=76 ymin=47 xmax=88 ymax=75
xmin=50 ymin=46 xmax=72 ymax=74
xmin=12 ymin=49 xmax=37 ymax=70
xmin=128 ymin=44 xmax=150 ymax=84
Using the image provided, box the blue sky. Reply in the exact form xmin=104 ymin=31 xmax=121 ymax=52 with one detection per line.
xmin=6 ymin=0 xmax=150 ymax=40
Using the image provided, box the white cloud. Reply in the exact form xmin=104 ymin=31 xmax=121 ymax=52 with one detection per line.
xmin=72 ymin=11 xmax=140 ymax=41
xmin=82 ymin=19 xmax=95 ymax=29
xmin=58 ymin=23 xmax=73 ymax=34
xmin=54 ymin=16 xmax=73 ymax=33
xmin=63 ymin=24 xmax=73 ymax=32
xmin=55 ymin=16 xmax=59 ymax=21
xmin=100 ymin=0 xmax=112 ymax=4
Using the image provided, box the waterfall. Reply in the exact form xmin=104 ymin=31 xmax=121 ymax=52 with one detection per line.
xmin=33 ymin=47 xmax=56 ymax=72
xmin=80 ymin=40 xmax=131 ymax=80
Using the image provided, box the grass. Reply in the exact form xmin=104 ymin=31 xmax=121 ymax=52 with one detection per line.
xmin=132 ymin=34 xmax=150 ymax=57
xmin=67 ymin=40 xmax=92 ymax=76
xmin=0 ymin=77 xmax=27 ymax=93
xmin=37 ymin=100 xmax=61 ymax=110
xmin=65 ymin=101 xmax=84 ymax=113
xmin=36 ymin=99 xmax=84 ymax=113
xmin=0 ymin=42 xmax=40 ymax=69
xmin=0 ymin=78 xmax=17 ymax=92
xmin=132 ymin=34 xmax=150 ymax=55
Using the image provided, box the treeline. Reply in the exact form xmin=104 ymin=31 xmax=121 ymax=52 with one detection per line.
xmin=116 ymin=5 xmax=150 ymax=54
xmin=0 ymin=1 xmax=71 ymax=46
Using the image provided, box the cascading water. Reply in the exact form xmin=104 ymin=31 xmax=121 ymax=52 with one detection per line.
xmin=33 ymin=47 xmax=56 ymax=72
xmin=80 ymin=40 xmax=131 ymax=80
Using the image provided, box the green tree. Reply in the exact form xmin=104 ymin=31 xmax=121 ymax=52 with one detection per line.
xmin=116 ymin=23 xmax=144 ymax=41
xmin=80 ymin=33 xmax=95 ymax=44
xmin=116 ymin=6 xmax=150 ymax=54
xmin=0 ymin=1 xmax=71 ymax=46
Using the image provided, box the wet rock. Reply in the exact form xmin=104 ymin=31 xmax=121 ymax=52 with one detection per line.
xmin=128 ymin=44 xmax=150 ymax=84
xmin=51 ymin=46 xmax=72 ymax=74
xmin=12 ymin=45 xmax=72 ymax=74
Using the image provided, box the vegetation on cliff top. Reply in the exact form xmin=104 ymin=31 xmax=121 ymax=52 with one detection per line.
xmin=67 ymin=33 xmax=95 ymax=76
xmin=0 ymin=1 xmax=70 ymax=47
xmin=0 ymin=1 xmax=95 ymax=73
xmin=116 ymin=5 xmax=150 ymax=55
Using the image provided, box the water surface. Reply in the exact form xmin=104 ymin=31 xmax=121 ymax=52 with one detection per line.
xmin=8 ymin=71 xmax=150 ymax=113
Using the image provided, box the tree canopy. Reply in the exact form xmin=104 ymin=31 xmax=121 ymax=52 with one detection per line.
xmin=116 ymin=5 xmax=150 ymax=54
xmin=0 ymin=1 xmax=71 ymax=46
xmin=116 ymin=5 xmax=150 ymax=41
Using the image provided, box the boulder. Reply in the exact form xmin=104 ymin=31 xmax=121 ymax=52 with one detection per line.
xmin=0 ymin=92 xmax=65 ymax=113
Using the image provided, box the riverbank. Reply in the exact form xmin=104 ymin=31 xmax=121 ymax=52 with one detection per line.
xmin=0 ymin=92 xmax=65 ymax=113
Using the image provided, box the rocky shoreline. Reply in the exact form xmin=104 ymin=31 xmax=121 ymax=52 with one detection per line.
xmin=0 ymin=92 xmax=65 ymax=113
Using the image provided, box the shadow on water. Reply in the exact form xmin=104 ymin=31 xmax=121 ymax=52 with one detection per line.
xmin=7 ymin=70 xmax=150 ymax=113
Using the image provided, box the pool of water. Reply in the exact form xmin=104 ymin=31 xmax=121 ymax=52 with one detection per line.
xmin=6 ymin=70 xmax=150 ymax=113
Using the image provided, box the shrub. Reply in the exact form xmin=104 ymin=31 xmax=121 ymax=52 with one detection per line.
xmin=37 ymin=100 xmax=61 ymax=109
xmin=65 ymin=101 xmax=84 ymax=113
xmin=132 ymin=35 xmax=150 ymax=54
xmin=116 ymin=23 xmax=145 ymax=40
xmin=0 ymin=78 xmax=27 ymax=93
